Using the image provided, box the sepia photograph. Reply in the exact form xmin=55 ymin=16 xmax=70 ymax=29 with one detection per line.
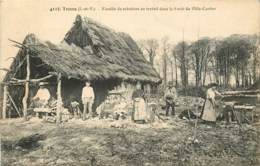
xmin=0 ymin=0 xmax=259 ymax=165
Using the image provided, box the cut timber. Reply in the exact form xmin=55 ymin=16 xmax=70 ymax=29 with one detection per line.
xmin=222 ymin=90 xmax=260 ymax=95
xmin=2 ymin=85 xmax=8 ymax=119
xmin=56 ymin=73 xmax=62 ymax=124
xmin=22 ymin=52 xmax=30 ymax=121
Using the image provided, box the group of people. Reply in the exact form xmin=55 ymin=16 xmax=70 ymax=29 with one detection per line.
xmin=32 ymin=81 xmax=95 ymax=121
xmin=32 ymin=80 xmax=223 ymax=124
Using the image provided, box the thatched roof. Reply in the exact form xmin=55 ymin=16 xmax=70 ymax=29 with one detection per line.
xmin=5 ymin=16 xmax=161 ymax=83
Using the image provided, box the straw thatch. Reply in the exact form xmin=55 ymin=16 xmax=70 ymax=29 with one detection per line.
xmin=5 ymin=15 xmax=160 ymax=83
xmin=63 ymin=15 xmax=161 ymax=83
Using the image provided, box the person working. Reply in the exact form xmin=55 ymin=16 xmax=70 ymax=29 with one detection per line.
xmin=164 ymin=81 xmax=177 ymax=116
xmin=201 ymin=83 xmax=223 ymax=124
xmin=33 ymin=82 xmax=51 ymax=107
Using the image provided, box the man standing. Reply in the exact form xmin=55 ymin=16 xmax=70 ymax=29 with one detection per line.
xmin=33 ymin=82 xmax=51 ymax=107
xmin=164 ymin=81 xmax=177 ymax=116
xmin=82 ymin=81 xmax=95 ymax=120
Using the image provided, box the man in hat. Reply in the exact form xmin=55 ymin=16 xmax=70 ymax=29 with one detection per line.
xmin=81 ymin=81 xmax=95 ymax=120
xmin=33 ymin=82 xmax=51 ymax=107
xmin=164 ymin=81 xmax=177 ymax=116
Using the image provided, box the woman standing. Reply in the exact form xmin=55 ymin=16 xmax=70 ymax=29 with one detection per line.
xmin=201 ymin=83 xmax=222 ymax=123
xmin=132 ymin=82 xmax=147 ymax=123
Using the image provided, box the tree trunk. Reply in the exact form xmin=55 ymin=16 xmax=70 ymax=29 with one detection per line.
xmin=253 ymin=49 xmax=257 ymax=83
xmin=241 ymin=66 xmax=245 ymax=87
xmin=163 ymin=52 xmax=167 ymax=88
xmin=174 ymin=55 xmax=178 ymax=87
xmin=203 ymin=63 xmax=208 ymax=86
xmin=181 ymin=43 xmax=187 ymax=89
xmin=170 ymin=60 xmax=174 ymax=83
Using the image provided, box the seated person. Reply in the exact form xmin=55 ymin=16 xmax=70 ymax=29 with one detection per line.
xmin=71 ymin=101 xmax=81 ymax=118
xmin=98 ymin=95 xmax=116 ymax=119
xmin=32 ymin=82 xmax=51 ymax=108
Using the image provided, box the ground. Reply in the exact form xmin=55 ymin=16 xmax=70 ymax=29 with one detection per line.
xmin=1 ymin=116 xmax=259 ymax=166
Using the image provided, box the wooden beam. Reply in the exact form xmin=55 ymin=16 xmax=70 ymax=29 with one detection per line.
xmin=11 ymin=74 xmax=54 ymax=83
xmin=56 ymin=73 xmax=62 ymax=124
xmin=22 ymin=52 xmax=30 ymax=121
xmin=0 ymin=81 xmax=25 ymax=85
xmin=2 ymin=85 xmax=8 ymax=119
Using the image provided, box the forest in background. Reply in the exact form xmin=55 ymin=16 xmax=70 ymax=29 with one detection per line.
xmin=138 ymin=34 xmax=260 ymax=90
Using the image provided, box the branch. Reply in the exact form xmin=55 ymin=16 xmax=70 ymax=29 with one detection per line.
xmin=5 ymin=57 xmax=15 ymax=61
xmin=30 ymin=75 xmax=54 ymax=82
xmin=8 ymin=39 xmax=28 ymax=48
xmin=0 ymin=68 xmax=10 ymax=72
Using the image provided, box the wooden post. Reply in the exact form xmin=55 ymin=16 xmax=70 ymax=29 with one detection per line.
xmin=56 ymin=73 xmax=62 ymax=124
xmin=22 ymin=52 xmax=30 ymax=120
xmin=2 ymin=85 xmax=8 ymax=119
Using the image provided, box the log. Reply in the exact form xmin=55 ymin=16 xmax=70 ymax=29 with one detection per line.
xmin=2 ymin=85 xmax=8 ymax=119
xmin=222 ymin=90 xmax=260 ymax=95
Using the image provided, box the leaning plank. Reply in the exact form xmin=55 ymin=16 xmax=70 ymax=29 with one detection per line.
xmin=7 ymin=93 xmax=21 ymax=117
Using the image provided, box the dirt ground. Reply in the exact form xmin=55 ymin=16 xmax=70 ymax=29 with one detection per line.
xmin=1 ymin=115 xmax=259 ymax=166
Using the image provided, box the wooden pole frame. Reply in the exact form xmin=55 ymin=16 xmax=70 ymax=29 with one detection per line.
xmin=56 ymin=73 xmax=62 ymax=124
xmin=22 ymin=50 xmax=30 ymax=120
xmin=2 ymin=85 xmax=8 ymax=119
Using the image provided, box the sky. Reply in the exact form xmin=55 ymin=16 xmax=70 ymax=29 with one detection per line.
xmin=0 ymin=0 xmax=259 ymax=79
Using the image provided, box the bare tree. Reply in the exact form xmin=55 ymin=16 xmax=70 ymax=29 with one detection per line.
xmin=190 ymin=38 xmax=214 ymax=87
xmin=138 ymin=39 xmax=159 ymax=66
xmin=174 ymin=41 xmax=189 ymax=89
xmin=161 ymin=37 xmax=170 ymax=88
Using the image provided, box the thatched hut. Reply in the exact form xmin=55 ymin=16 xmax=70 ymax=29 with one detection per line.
xmin=1 ymin=15 xmax=161 ymax=118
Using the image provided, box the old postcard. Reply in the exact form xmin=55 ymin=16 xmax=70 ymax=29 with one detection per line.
xmin=0 ymin=0 xmax=259 ymax=165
